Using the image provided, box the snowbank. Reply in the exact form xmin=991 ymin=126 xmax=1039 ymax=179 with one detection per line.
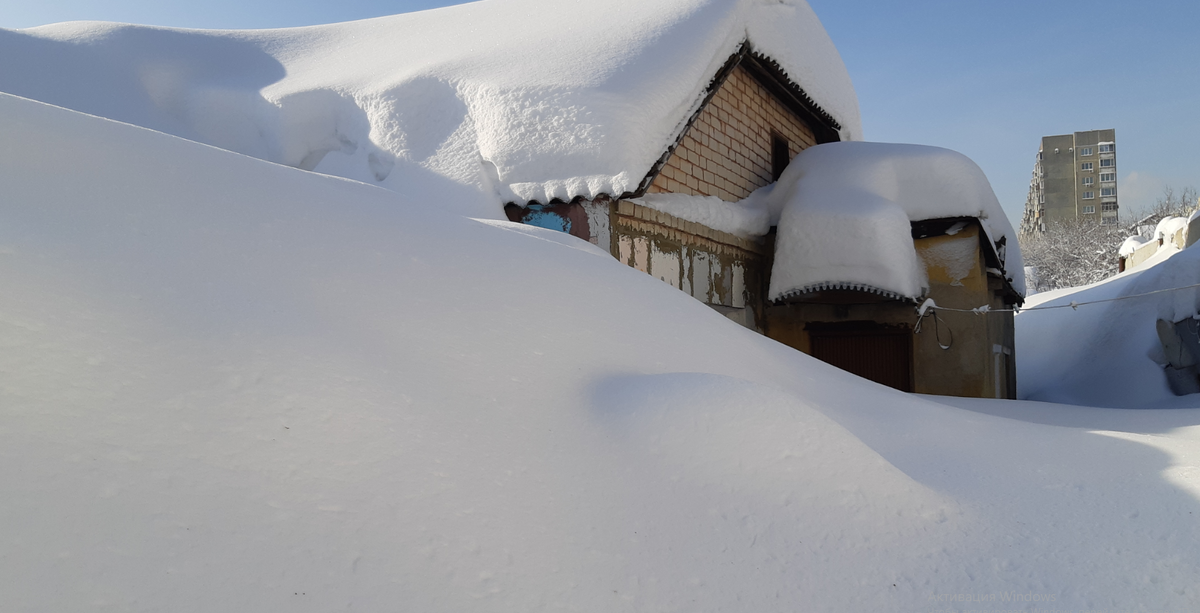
xmin=767 ymin=142 xmax=1023 ymax=301
xmin=4 ymin=92 xmax=1200 ymax=611
xmin=0 ymin=0 xmax=860 ymax=217
xmin=1018 ymin=239 xmax=1200 ymax=407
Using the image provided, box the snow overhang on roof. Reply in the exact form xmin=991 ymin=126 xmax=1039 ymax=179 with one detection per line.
xmin=767 ymin=142 xmax=1026 ymax=303
xmin=1 ymin=0 xmax=861 ymax=219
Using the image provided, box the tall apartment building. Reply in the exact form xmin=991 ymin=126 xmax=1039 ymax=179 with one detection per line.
xmin=1020 ymin=129 xmax=1118 ymax=234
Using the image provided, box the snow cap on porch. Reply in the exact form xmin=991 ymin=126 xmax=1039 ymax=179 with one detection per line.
xmin=768 ymin=142 xmax=1025 ymax=302
xmin=2 ymin=0 xmax=860 ymax=217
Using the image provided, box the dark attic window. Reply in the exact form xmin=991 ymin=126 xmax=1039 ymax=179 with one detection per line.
xmin=771 ymin=132 xmax=790 ymax=181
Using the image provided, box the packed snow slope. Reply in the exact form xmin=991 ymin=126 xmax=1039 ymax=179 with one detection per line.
xmin=0 ymin=0 xmax=859 ymax=217
xmin=1018 ymin=242 xmax=1200 ymax=408
xmin=5 ymin=94 xmax=1200 ymax=611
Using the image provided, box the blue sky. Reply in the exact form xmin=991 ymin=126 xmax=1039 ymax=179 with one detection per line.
xmin=4 ymin=0 xmax=1196 ymax=225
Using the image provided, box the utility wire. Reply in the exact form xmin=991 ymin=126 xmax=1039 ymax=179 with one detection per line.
xmin=918 ymin=281 xmax=1200 ymax=315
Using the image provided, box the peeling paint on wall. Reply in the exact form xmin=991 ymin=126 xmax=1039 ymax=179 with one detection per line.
xmin=731 ymin=262 xmax=746 ymax=308
xmin=632 ymin=236 xmax=649 ymax=273
xmin=651 ymin=243 xmax=682 ymax=289
xmin=607 ymin=200 xmax=764 ymax=326
xmin=692 ymin=250 xmax=712 ymax=303
xmin=918 ymin=232 xmax=982 ymax=289
xmin=582 ymin=199 xmax=611 ymax=249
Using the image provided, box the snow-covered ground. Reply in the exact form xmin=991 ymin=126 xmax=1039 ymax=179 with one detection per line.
xmin=4 ymin=0 xmax=1200 ymax=608
xmin=4 ymin=90 xmax=1200 ymax=611
xmin=1018 ymin=240 xmax=1200 ymax=408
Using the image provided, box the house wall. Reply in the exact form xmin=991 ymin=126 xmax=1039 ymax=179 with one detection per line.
xmin=611 ymin=199 xmax=766 ymax=329
xmin=911 ymin=227 xmax=1015 ymax=399
xmin=763 ymin=224 xmax=1017 ymax=399
xmin=647 ymin=64 xmax=817 ymax=202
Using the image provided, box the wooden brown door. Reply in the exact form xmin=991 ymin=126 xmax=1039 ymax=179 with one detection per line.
xmin=808 ymin=323 xmax=913 ymax=392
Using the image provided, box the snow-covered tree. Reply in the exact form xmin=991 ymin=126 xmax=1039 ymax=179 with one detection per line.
xmin=1019 ymin=218 xmax=1127 ymax=291
xmin=1021 ymin=186 xmax=1198 ymax=292
xmin=1126 ymin=186 xmax=1198 ymax=236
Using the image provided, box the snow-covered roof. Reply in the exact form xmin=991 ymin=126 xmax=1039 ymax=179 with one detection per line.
xmin=1155 ymin=216 xmax=1189 ymax=242
xmin=1120 ymin=235 xmax=1150 ymax=257
xmin=767 ymin=142 xmax=1025 ymax=301
xmin=0 ymin=0 xmax=860 ymax=218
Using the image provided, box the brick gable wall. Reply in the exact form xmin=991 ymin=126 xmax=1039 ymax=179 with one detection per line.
xmin=647 ymin=64 xmax=817 ymax=202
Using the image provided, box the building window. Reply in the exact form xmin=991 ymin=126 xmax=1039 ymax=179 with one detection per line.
xmin=1101 ymin=187 xmax=1116 ymax=196
xmin=1080 ymin=147 xmax=1093 ymax=156
xmin=1100 ymin=172 xmax=1116 ymax=182
xmin=1099 ymin=144 xmax=1114 ymax=153
xmin=1101 ymin=216 xmax=1118 ymax=225
xmin=1082 ymin=191 xmax=1095 ymax=199
xmin=1082 ymin=205 xmax=1096 ymax=214
xmin=771 ymin=133 xmax=790 ymax=182
xmin=1102 ymin=203 xmax=1118 ymax=211
xmin=1082 ymin=177 xmax=1094 ymax=185
xmin=1100 ymin=158 xmax=1114 ymax=167
xmin=1081 ymin=162 xmax=1094 ymax=171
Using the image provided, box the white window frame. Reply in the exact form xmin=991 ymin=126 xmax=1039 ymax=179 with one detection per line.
xmin=1082 ymin=177 xmax=1094 ymax=185
xmin=1099 ymin=144 xmax=1114 ymax=153
xmin=1082 ymin=191 xmax=1095 ymax=200
xmin=1101 ymin=187 xmax=1116 ymax=196
xmin=1100 ymin=172 xmax=1116 ymax=182
xmin=1080 ymin=147 xmax=1093 ymax=156
xmin=1100 ymin=158 xmax=1115 ymax=167
xmin=1081 ymin=162 xmax=1094 ymax=171
xmin=1082 ymin=205 xmax=1096 ymax=214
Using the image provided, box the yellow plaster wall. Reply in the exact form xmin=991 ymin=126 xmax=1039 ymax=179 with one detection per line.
xmin=765 ymin=223 xmax=1017 ymax=399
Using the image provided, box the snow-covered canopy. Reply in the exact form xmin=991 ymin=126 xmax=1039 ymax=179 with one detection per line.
xmin=0 ymin=0 xmax=860 ymax=218
xmin=768 ymin=142 xmax=1025 ymax=301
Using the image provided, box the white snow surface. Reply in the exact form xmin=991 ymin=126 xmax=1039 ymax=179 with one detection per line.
xmin=1018 ymin=240 xmax=1200 ymax=408
xmin=767 ymin=142 xmax=1024 ymax=301
xmin=5 ymin=92 xmax=1200 ymax=611
xmin=0 ymin=0 xmax=860 ymax=218
xmin=631 ymin=192 xmax=771 ymax=239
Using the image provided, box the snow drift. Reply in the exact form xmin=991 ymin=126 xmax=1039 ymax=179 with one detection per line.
xmin=4 ymin=90 xmax=1200 ymax=613
xmin=1019 ymin=240 xmax=1200 ymax=408
xmin=0 ymin=0 xmax=860 ymax=216
xmin=0 ymin=90 xmax=955 ymax=612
